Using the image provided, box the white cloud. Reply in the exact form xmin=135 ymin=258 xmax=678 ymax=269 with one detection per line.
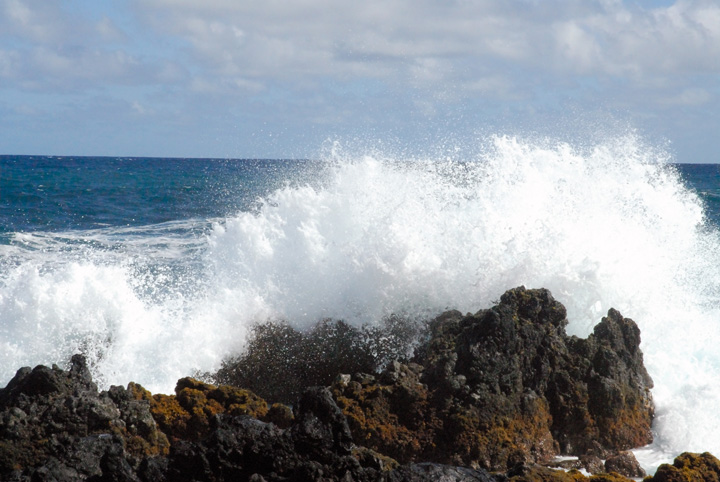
xmin=0 ymin=49 xmax=19 ymax=77
xmin=127 ymin=0 xmax=720 ymax=101
xmin=2 ymin=0 xmax=720 ymax=159
xmin=551 ymin=0 xmax=720 ymax=77
xmin=95 ymin=16 xmax=127 ymax=42
xmin=662 ymin=87 xmax=713 ymax=106
xmin=553 ymin=21 xmax=604 ymax=73
xmin=2 ymin=0 xmax=66 ymax=43
xmin=3 ymin=0 xmax=718 ymax=98
xmin=0 ymin=0 xmax=177 ymax=91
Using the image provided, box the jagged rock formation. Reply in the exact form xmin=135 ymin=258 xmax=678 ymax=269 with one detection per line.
xmin=333 ymin=287 xmax=654 ymax=471
xmin=0 ymin=357 xmax=382 ymax=481
xmin=0 ymin=287 xmax=663 ymax=481
xmin=0 ymin=354 xmax=169 ymax=480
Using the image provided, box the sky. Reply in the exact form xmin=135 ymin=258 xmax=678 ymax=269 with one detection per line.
xmin=0 ymin=0 xmax=719 ymax=161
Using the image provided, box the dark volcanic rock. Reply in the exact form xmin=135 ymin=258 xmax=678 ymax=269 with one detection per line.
xmin=385 ymin=462 xmax=496 ymax=481
xmin=331 ymin=362 xmax=440 ymax=465
xmin=164 ymin=387 xmax=383 ymax=482
xmin=0 ymin=355 xmax=168 ymax=481
xmin=0 ymin=287 xmax=656 ymax=481
xmin=425 ymin=287 xmax=653 ymax=463
xmin=0 ymin=359 xmax=384 ymax=482
xmin=213 ymin=316 xmax=419 ymax=404
xmin=334 ymin=287 xmax=654 ymax=471
xmin=604 ymin=451 xmax=645 ymax=478
xmin=647 ymin=452 xmax=720 ymax=482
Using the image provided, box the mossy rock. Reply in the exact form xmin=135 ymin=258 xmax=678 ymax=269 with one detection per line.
xmin=505 ymin=465 xmax=635 ymax=482
xmin=131 ymin=378 xmax=269 ymax=442
xmin=506 ymin=465 xmax=589 ymax=481
xmin=331 ymin=370 xmax=439 ymax=464
xmin=648 ymin=452 xmax=720 ymax=482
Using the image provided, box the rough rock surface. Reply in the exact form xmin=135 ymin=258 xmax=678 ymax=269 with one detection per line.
xmin=0 ymin=287 xmax=661 ymax=481
xmin=648 ymin=452 xmax=720 ymax=482
xmin=333 ymin=287 xmax=654 ymax=471
xmin=0 ymin=358 xmax=385 ymax=481
xmin=213 ymin=317 xmax=418 ymax=405
xmin=0 ymin=354 xmax=168 ymax=480
xmin=604 ymin=451 xmax=645 ymax=478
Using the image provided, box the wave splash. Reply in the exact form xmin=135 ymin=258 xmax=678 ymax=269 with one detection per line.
xmin=1 ymin=134 xmax=719 ymax=464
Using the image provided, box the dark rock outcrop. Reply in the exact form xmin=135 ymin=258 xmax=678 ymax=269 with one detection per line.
xmin=604 ymin=451 xmax=645 ymax=478
xmin=0 ymin=360 xmax=386 ymax=481
xmin=0 ymin=287 xmax=658 ymax=481
xmin=213 ymin=317 xmax=419 ymax=405
xmin=647 ymin=452 xmax=720 ymax=482
xmin=333 ymin=287 xmax=654 ymax=470
xmin=163 ymin=387 xmax=379 ymax=482
xmin=0 ymin=355 xmax=168 ymax=480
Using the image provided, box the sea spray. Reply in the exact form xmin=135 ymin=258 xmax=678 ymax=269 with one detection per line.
xmin=1 ymin=135 xmax=719 ymax=467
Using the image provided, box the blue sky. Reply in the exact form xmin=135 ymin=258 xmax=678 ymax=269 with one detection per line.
xmin=1 ymin=0 xmax=719 ymax=161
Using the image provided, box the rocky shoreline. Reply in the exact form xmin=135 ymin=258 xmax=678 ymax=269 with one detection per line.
xmin=0 ymin=287 xmax=717 ymax=481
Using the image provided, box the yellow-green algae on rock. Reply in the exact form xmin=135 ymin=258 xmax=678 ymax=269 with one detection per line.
xmin=129 ymin=377 xmax=273 ymax=441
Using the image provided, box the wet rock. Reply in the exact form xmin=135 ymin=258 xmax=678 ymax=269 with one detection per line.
xmin=504 ymin=463 xmax=636 ymax=482
xmin=164 ymin=387 xmax=384 ymax=482
xmin=292 ymin=386 xmax=354 ymax=458
xmin=385 ymin=462 xmax=496 ymax=481
xmin=428 ymin=287 xmax=652 ymax=464
xmin=129 ymin=377 xmax=269 ymax=442
xmin=546 ymin=455 xmax=605 ymax=476
xmin=331 ymin=362 xmax=440 ymax=464
xmin=164 ymin=415 xmax=295 ymax=482
xmin=0 ymin=355 xmax=166 ymax=481
xmin=265 ymin=402 xmax=294 ymax=429
xmin=647 ymin=451 xmax=720 ymax=482
xmin=0 ymin=287 xmax=658 ymax=481
xmin=213 ymin=316 xmax=420 ymax=404
xmin=1 ymin=359 xmax=384 ymax=481
xmin=334 ymin=287 xmax=654 ymax=471
xmin=604 ymin=451 xmax=645 ymax=478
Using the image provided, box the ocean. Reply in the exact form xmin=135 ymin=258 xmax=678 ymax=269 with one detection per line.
xmin=2 ymin=134 xmax=720 ymax=470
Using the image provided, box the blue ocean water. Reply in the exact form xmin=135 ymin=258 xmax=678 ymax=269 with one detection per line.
xmin=2 ymin=136 xmax=720 ymax=469
xmin=675 ymin=163 xmax=720 ymax=226
xmin=0 ymin=155 xmax=318 ymax=235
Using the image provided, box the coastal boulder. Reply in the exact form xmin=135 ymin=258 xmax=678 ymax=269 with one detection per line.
xmin=0 ymin=355 xmax=168 ymax=480
xmin=648 ymin=452 xmax=720 ymax=482
xmin=423 ymin=287 xmax=653 ymax=461
xmin=333 ymin=287 xmax=654 ymax=471
xmin=164 ymin=386 xmax=384 ymax=482
xmin=331 ymin=362 xmax=440 ymax=464
xmin=603 ymin=451 xmax=646 ymax=478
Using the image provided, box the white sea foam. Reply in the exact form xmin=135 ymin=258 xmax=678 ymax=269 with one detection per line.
xmin=1 ymin=134 xmax=719 ymax=470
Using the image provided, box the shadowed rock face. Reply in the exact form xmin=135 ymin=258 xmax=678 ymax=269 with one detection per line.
xmin=0 ymin=287 xmax=658 ymax=481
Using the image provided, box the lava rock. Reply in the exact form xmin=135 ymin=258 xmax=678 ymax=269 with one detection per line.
xmin=0 ymin=355 xmax=167 ymax=481
xmin=604 ymin=451 xmax=645 ymax=478
xmin=334 ymin=287 xmax=654 ymax=471
xmin=385 ymin=462 xmax=496 ymax=481
xmin=0 ymin=287 xmax=658 ymax=481
xmin=647 ymin=451 xmax=720 ymax=482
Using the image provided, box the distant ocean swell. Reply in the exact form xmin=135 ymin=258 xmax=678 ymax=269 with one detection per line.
xmin=1 ymin=134 xmax=720 ymax=467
